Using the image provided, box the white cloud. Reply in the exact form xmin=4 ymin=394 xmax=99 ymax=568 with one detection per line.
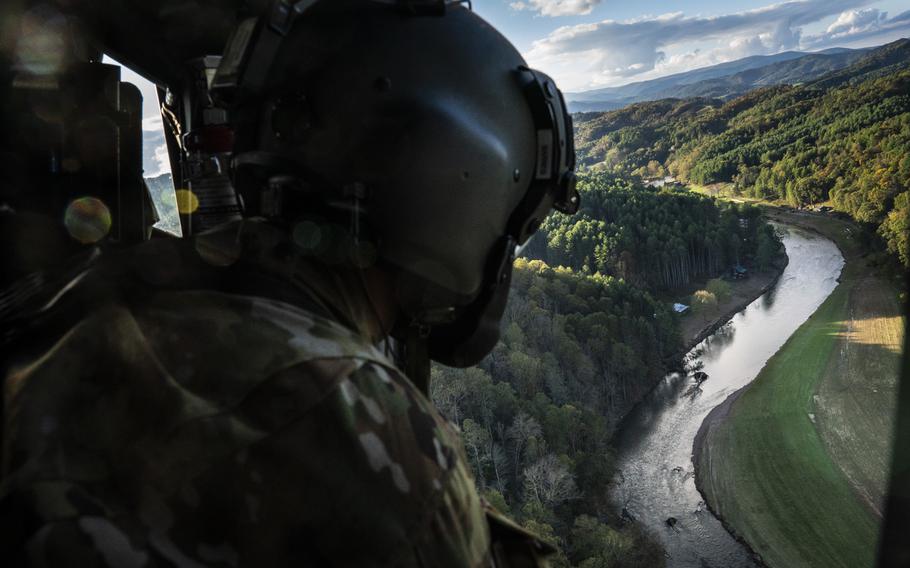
xmin=140 ymin=112 xmax=171 ymax=177
xmin=826 ymin=8 xmax=887 ymax=36
xmin=524 ymin=0 xmax=910 ymax=91
xmin=802 ymin=7 xmax=910 ymax=47
xmin=152 ymin=144 xmax=172 ymax=177
xmin=510 ymin=0 xmax=601 ymax=17
xmin=142 ymin=114 xmax=163 ymax=132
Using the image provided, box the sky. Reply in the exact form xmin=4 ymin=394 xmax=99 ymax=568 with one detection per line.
xmin=106 ymin=0 xmax=910 ymax=177
xmin=473 ymin=0 xmax=910 ymax=91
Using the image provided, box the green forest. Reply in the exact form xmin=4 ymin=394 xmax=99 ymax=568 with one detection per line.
xmin=432 ymin=261 xmax=673 ymax=566
xmin=429 ymin=36 xmax=906 ymax=568
xmin=531 ymin=171 xmax=781 ymax=289
xmin=432 ymin=171 xmax=781 ymax=566
xmin=574 ymin=38 xmax=910 ymax=267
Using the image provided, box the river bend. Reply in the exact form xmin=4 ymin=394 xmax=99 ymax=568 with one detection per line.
xmin=610 ymin=224 xmax=845 ymax=567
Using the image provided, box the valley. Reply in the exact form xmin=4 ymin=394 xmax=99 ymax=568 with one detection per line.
xmin=430 ymin=33 xmax=908 ymax=568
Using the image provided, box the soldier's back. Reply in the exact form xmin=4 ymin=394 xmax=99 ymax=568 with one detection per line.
xmin=0 ymin=225 xmax=491 ymax=567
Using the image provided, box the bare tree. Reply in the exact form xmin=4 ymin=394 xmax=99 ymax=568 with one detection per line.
xmin=523 ymin=454 xmax=579 ymax=507
xmin=429 ymin=368 xmax=467 ymax=424
xmin=491 ymin=443 xmax=509 ymax=495
xmin=507 ymin=412 xmax=542 ymax=475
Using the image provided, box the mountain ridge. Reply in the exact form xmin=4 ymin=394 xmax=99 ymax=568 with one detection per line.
xmin=566 ymin=45 xmax=874 ymax=112
xmin=572 ymin=38 xmax=910 ymax=267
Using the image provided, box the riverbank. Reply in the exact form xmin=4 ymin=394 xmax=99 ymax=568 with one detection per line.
xmin=609 ymin=219 xmax=840 ymax=567
xmin=678 ymin=253 xmax=788 ymax=354
xmin=768 ymin=210 xmax=904 ymax=516
xmin=691 ymin=387 xmax=764 ymax=565
xmin=694 ymin=208 xmax=904 ymax=568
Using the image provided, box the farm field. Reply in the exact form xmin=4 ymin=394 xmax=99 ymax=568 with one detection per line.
xmin=696 ymin=208 xmax=904 ymax=568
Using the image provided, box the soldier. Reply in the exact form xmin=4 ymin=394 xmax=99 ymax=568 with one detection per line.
xmin=0 ymin=0 xmax=578 ymax=565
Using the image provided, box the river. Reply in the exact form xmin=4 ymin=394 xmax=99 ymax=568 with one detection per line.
xmin=610 ymin=223 xmax=845 ymax=567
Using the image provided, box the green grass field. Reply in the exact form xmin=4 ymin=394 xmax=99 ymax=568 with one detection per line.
xmin=697 ymin=210 xmax=905 ymax=568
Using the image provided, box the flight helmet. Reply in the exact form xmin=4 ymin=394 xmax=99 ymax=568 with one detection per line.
xmin=212 ymin=0 xmax=578 ymax=367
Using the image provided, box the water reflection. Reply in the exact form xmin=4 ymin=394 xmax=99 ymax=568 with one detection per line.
xmin=699 ymin=322 xmax=737 ymax=360
xmin=610 ymin=224 xmax=845 ymax=567
xmin=760 ymin=279 xmax=780 ymax=309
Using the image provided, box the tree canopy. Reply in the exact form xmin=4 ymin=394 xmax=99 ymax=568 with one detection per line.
xmin=432 ymin=259 xmax=678 ymax=566
xmin=532 ymin=171 xmax=780 ymax=289
xmin=574 ymin=39 xmax=910 ymax=267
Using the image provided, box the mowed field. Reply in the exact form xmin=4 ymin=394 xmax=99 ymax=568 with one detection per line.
xmin=697 ymin=209 xmax=905 ymax=568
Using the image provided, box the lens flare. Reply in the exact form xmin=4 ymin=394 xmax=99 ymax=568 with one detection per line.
xmin=174 ymin=189 xmax=199 ymax=214
xmin=292 ymin=220 xmax=322 ymax=251
xmin=63 ymin=197 xmax=112 ymax=244
xmin=16 ymin=6 xmax=67 ymax=76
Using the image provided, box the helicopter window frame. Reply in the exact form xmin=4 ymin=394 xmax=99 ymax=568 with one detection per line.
xmin=102 ymin=55 xmax=181 ymax=236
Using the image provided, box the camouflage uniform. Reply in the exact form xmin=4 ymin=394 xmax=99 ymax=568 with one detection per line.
xmin=0 ymin=220 xmax=547 ymax=567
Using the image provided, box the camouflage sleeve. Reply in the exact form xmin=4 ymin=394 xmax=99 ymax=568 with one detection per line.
xmin=213 ymin=356 xmax=494 ymax=567
xmin=1 ymin=321 xmax=491 ymax=566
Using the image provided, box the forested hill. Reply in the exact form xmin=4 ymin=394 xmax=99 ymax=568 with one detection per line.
xmin=432 ymin=258 xmax=676 ymax=567
xmin=527 ymin=171 xmax=780 ymax=289
xmin=671 ymin=48 xmax=868 ymax=99
xmin=574 ymin=38 xmax=910 ymax=267
xmin=565 ymin=46 xmax=868 ymax=112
